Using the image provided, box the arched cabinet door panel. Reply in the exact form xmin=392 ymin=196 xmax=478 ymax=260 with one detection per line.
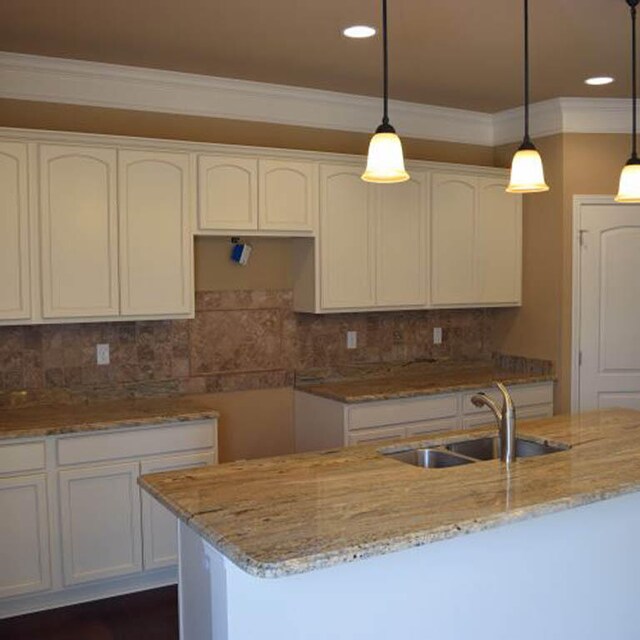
xmin=430 ymin=173 xmax=477 ymax=305
xmin=198 ymin=155 xmax=258 ymax=231
xmin=476 ymin=178 xmax=522 ymax=305
xmin=259 ymin=159 xmax=317 ymax=232
xmin=119 ymin=150 xmax=193 ymax=317
xmin=39 ymin=144 xmax=119 ymax=318
xmin=320 ymin=165 xmax=376 ymax=309
xmin=0 ymin=141 xmax=31 ymax=321
xmin=375 ymin=173 xmax=427 ymax=307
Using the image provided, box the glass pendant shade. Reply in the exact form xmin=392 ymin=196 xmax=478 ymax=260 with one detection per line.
xmin=615 ymin=159 xmax=640 ymax=201
xmin=362 ymin=131 xmax=410 ymax=183
xmin=506 ymin=146 xmax=549 ymax=193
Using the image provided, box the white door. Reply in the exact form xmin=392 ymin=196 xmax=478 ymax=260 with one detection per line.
xmin=259 ymin=159 xmax=317 ymax=232
xmin=375 ymin=173 xmax=427 ymax=307
xmin=577 ymin=199 xmax=640 ymax=411
xmin=39 ymin=144 xmax=119 ymax=319
xmin=119 ymin=150 xmax=193 ymax=316
xmin=320 ymin=165 xmax=376 ymax=309
xmin=0 ymin=474 xmax=51 ymax=597
xmin=58 ymin=462 xmax=142 ymax=585
xmin=140 ymin=452 xmax=214 ymax=571
xmin=0 ymin=141 xmax=31 ymax=322
xmin=198 ymin=155 xmax=258 ymax=231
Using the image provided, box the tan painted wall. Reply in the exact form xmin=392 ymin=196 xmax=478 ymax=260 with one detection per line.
xmin=0 ymin=98 xmax=495 ymax=165
xmin=494 ymin=133 xmax=629 ymax=412
xmin=195 ymin=237 xmax=293 ymax=291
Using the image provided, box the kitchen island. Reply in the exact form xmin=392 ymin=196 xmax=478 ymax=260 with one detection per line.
xmin=139 ymin=409 xmax=640 ymax=640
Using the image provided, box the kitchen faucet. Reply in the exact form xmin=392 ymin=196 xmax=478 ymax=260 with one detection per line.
xmin=471 ymin=382 xmax=516 ymax=464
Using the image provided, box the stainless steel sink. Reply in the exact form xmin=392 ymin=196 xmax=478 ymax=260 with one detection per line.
xmin=385 ymin=448 xmax=475 ymax=468
xmin=382 ymin=435 xmax=569 ymax=470
xmin=445 ymin=436 xmax=569 ymax=460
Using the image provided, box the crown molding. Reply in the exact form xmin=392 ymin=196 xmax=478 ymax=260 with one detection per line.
xmin=0 ymin=52 xmax=494 ymax=146
xmin=0 ymin=52 xmax=634 ymax=148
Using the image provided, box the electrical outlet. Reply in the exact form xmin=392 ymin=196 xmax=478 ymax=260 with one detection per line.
xmin=433 ymin=327 xmax=443 ymax=345
xmin=96 ymin=343 xmax=110 ymax=366
xmin=346 ymin=331 xmax=357 ymax=350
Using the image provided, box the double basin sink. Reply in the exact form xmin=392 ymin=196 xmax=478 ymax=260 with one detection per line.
xmin=384 ymin=435 xmax=569 ymax=469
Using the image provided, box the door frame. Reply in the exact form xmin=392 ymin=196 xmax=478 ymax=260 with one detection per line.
xmin=571 ymin=194 xmax=637 ymax=412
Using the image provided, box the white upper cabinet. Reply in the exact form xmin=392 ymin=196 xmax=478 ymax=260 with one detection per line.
xmin=259 ymin=159 xmax=317 ymax=232
xmin=39 ymin=144 xmax=119 ymax=319
xmin=476 ymin=177 xmax=522 ymax=304
xmin=197 ymin=155 xmax=317 ymax=234
xmin=375 ymin=174 xmax=427 ymax=307
xmin=0 ymin=141 xmax=31 ymax=322
xmin=198 ymin=155 xmax=258 ymax=230
xmin=320 ymin=165 xmax=376 ymax=309
xmin=430 ymin=173 xmax=477 ymax=305
xmin=430 ymin=171 xmax=522 ymax=307
xmin=119 ymin=150 xmax=193 ymax=317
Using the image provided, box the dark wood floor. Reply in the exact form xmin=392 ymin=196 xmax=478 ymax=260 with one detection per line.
xmin=0 ymin=586 xmax=179 ymax=640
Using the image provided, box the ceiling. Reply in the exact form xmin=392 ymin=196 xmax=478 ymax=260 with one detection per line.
xmin=0 ymin=0 xmax=632 ymax=113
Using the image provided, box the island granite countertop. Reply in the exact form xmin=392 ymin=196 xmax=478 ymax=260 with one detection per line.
xmin=139 ymin=408 xmax=640 ymax=578
xmin=295 ymin=358 xmax=554 ymax=403
xmin=0 ymin=394 xmax=220 ymax=440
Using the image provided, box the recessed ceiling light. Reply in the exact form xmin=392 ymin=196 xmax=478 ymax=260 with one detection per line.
xmin=343 ymin=25 xmax=376 ymax=39
xmin=585 ymin=76 xmax=615 ymax=86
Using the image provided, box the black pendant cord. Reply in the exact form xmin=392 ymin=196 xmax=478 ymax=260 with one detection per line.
xmin=631 ymin=0 xmax=638 ymax=161
xmin=524 ymin=0 xmax=530 ymax=142
xmin=377 ymin=0 xmax=394 ymax=133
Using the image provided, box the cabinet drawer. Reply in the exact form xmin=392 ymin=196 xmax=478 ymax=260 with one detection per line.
xmin=0 ymin=441 xmax=46 ymax=475
xmin=461 ymin=383 xmax=553 ymax=415
xmin=462 ymin=403 xmax=554 ymax=430
xmin=405 ymin=416 xmax=462 ymax=438
xmin=57 ymin=420 xmax=216 ymax=466
xmin=347 ymin=394 xmax=458 ymax=431
xmin=347 ymin=426 xmax=406 ymax=446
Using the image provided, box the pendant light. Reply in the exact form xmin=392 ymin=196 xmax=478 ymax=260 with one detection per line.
xmin=616 ymin=0 xmax=640 ymax=202
xmin=361 ymin=0 xmax=409 ymax=183
xmin=506 ymin=0 xmax=549 ymax=194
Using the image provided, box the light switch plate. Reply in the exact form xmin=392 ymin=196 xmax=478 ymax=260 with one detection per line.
xmin=433 ymin=327 xmax=443 ymax=345
xmin=347 ymin=331 xmax=357 ymax=350
xmin=96 ymin=343 xmax=110 ymax=365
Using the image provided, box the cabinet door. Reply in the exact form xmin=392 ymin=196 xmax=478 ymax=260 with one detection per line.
xmin=476 ymin=178 xmax=522 ymax=305
xmin=430 ymin=173 xmax=477 ymax=305
xmin=320 ymin=165 xmax=376 ymax=309
xmin=198 ymin=155 xmax=258 ymax=230
xmin=58 ymin=462 xmax=142 ymax=586
xmin=259 ymin=159 xmax=317 ymax=232
xmin=119 ymin=150 xmax=193 ymax=316
xmin=0 ymin=474 xmax=51 ymax=597
xmin=140 ymin=452 xmax=214 ymax=571
xmin=0 ymin=141 xmax=31 ymax=322
xmin=376 ymin=173 xmax=427 ymax=306
xmin=39 ymin=144 xmax=119 ymax=318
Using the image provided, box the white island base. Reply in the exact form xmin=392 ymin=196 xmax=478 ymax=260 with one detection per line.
xmin=177 ymin=491 xmax=640 ymax=640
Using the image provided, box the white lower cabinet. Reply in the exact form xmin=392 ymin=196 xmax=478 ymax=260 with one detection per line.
xmin=0 ymin=474 xmax=51 ymax=598
xmin=295 ymin=381 xmax=554 ymax=452
xmin=140 ymin=452 xmax=214 ymax=571
xmin=0 ymin=418 xmax=217 ymax=618
xmin=58 ymin=462 xmax=142 ymax=586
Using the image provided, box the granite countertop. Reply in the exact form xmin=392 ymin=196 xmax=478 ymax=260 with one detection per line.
xmin=0 ymin=395 xmax=220 ymax=440
xmin=295 ymin=359 xmax=555 ymax=403
xmin=140 ymin=408 xmax=640 ymax=578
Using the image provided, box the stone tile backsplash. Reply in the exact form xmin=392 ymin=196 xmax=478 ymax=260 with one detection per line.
xmin=0 ymin=290 xmax=501 ymax=406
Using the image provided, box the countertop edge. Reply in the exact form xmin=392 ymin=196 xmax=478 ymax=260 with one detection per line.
xmin=138 ymin=470 xmax=640 ymax=579
xmin=296 ymin=374 xmax=556 ymax=404
xmin=0 ymin=409 xmax=220 ymax=441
